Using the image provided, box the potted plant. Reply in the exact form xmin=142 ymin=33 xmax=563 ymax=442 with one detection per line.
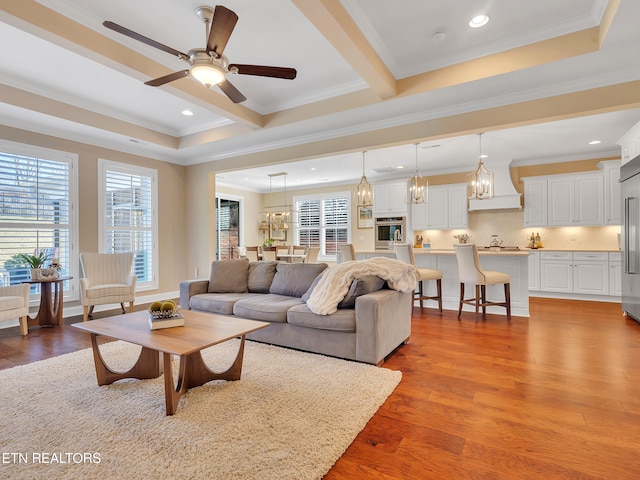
xmin=263 ymin=238 xmax=274 ymax=247
xmin=14 ymin=251 xmax=53 ymax=280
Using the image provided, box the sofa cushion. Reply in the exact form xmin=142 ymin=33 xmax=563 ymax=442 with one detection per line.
xmin=287 ymin=304 xmax=356 ymax=332
xmin=269 ymin=263 xmax=328 ymax=298
xmin=189 ymin=293 xmax=261 ymax=315
xmin=301 ymin=271 xmax=325 ymax=302
xmin=208 ymin=259 xmax=249 ymax=293
xmin=337 ymin=275 xmax=386 ymax=309
xmin=233 ymin=294 xmax=305 ymax=323
xmin=248 ymin=261 xmax=277 ymax=293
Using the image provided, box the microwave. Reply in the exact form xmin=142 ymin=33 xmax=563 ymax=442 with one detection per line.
xmin=375 ymin=217 xmax=406 ymax=250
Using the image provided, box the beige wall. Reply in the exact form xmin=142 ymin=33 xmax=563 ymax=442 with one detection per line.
xmin=0 ymin=125 xmax=189 ymax=305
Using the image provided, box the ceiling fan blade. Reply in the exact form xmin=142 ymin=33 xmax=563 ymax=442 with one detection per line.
xmin=103 ymin=21 xmax=189 ymax=59
xmin=229 ymin=64 xmax=297 ymax=80
xmin=144 ymin=70 xmax=190 ymax=87
xmin=218 ymin=79 xmax=247 ymax=104
xmin=207 ymin=5 xmax=238 ymax=57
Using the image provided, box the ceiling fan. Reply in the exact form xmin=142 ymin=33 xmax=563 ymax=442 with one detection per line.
xmin=103 ymin=5 xmax=297 ymax=104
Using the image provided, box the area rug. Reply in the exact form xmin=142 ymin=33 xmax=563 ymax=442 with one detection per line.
xmin=0 ymin=339 xmax=401 ymax=480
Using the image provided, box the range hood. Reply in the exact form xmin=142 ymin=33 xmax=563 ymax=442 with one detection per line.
xmin=468 ymin=158 xmax=522 ymax=211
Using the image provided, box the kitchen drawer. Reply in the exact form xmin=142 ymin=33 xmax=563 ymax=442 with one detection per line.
xmin=540 ymin=251 xmax=572 ymax=260
xmin=573 ymin=252 xmax=608 ymax=261
xmin=609 ymin=252 xmax=622 ymax=262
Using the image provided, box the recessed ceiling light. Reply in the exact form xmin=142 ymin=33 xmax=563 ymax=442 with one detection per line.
xmin=480 ymin=154 xmax=488 ymax=159
xmin=310 ymin=167 xmax=316 ymax=171
xmin=469 ymin=14 xmax=489 ymax=28
xmin=181 ymin=109 xmax=194 ymax=116
xmin=396 ymin=165 xmax=404 ymax=169
xmin=588 ymin=140 xmax=601 ymax=145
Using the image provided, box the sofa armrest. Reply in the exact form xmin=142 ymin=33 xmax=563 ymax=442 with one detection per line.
xmin=354 ymin=289 xmax=412 ymax=364
xmin=179 ymin=279 xmax=210 ymax=310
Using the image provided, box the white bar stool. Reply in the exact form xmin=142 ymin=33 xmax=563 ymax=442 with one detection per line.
xmin=394 ymin=243 xmax=442 ymax=311
xmin=453 ymin=244 xmax=511 ymax=320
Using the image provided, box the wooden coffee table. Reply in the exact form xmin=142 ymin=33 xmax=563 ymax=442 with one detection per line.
xmin=71 ymin=310 xmax=269 ymax=415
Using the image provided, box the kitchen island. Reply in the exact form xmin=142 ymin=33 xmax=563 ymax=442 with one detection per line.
xmin=355 ymin=248 xmax=530 ymax=317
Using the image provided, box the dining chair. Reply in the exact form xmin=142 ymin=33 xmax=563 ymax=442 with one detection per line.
xmin=276 ymin=245 xmax=291 ymax=260
xmin=394 ymin=243 xmax=442 ymax=311
xmin=261 ymin=246 xmax=277 ymax=261
xmin=453 ymin=244 xmax=511 ymax=320
xmin=306 ymin=247 xmax=320 ymax=263
xmin=245 ymin=246 xmax=259 ymax=262
xmin=339 ymin=244 xmax=356 ymax=262
xmin=291 ymin=245 xmax=308 ymax=263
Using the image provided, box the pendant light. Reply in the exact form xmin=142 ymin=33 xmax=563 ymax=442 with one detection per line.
xmin=356 ymin=151 xmax=373 ymax=207
xmin=258 ymin=172 xmax=297 ymax=229
xmin=470 ymin=133 xmax=494 ymax=200
xmin=406 ymin=143 xmax=428 ymax=204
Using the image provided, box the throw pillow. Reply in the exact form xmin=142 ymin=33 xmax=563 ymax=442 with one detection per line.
xmin=270 ymin=263 xmax=328 ymax=298
xmin=208 ymin=258 xmax=249 ymax=293
xmin=337 ymin=275 xmax=386 ymax=309
xmin=248 ymin=261 xmax=278 ymax=293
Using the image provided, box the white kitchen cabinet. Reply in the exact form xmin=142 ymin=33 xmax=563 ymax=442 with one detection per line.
xmin=540 ymin=251 xmax=573 ymax=293
xmin=427 ymin=186 xmax=449 ymax=229
xmin=617 ymin=120 xmax=640 ymax=166
xmin=523 ymin=178 xmax=547 ymax=227
xmin=525 ymin=172 xmax=604 ymax=227
xmin=573 ymin=173 xmax=604 ymax=225
xmin=409 ymin=183 xmax=468 ymax=230
xmin=373 ymin=180 xmax=407 ymax=216
xmin=572 ymin=252 xmax=609 ymax=295
xmin=528 ymin=250 xmax=540 ymax=291
xmin=609 ymin=252 xmax=622 ymax=296
xmin=539 ymin=251 xmax=609 ymax=296
xmin=447 ymin=184 xmax=469 ymax=228
xmin=600 ymin=160 xmax=621 ymax=225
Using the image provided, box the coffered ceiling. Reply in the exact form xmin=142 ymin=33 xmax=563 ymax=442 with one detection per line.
xmin=1 ymin=1 xmax=640 ymax=191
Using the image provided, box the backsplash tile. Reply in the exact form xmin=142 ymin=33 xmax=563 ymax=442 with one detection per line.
xmin=414 ymin=210 xmax=621 ymax=250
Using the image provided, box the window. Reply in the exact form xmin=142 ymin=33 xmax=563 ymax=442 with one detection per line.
xmin=216 ymin=196 xmax=242 ymax=260
xmin=0 ymin=140 xmax=78 ymax=297
xmin=294 ymin=192 xmax=350 ymax=261
xmin=99 ymin=160 xmax=158 ymax=291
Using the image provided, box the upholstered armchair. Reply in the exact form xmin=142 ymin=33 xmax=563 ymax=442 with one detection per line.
xmin=79 ymin=252 xmax=137 ymax=322
xmin=0 ymin=284 xmax=30 ymax=335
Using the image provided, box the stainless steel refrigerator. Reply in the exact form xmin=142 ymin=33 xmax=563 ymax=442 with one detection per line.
xmin=621 ymin=154 xmax=640 ymax=323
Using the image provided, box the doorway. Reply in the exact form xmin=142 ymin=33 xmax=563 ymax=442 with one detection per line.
xmin=216 ymin=197 xmax=241 ymax=260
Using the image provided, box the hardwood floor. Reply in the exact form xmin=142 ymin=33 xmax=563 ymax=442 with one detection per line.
xmin=2 ymin=298 xmax=639 ymax=479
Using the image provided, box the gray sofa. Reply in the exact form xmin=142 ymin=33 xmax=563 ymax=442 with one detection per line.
xmin=179 ymin=259 xmax=412 ymax=365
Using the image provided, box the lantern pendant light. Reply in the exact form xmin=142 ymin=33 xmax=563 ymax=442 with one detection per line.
xmin=406 ymin=143 xmax=428 ymax=204
xmin=470 ymin=133 xmax=494 ymax=200
xmin=356 ymin=151 xmax=373 ymax=207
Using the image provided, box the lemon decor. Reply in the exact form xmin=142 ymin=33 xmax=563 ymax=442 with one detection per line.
xmin=148 ymin=299 xmax=178 ymax=318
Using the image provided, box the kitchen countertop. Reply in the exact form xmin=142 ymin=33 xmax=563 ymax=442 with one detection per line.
xmin=364 ymin=249 xmax=529 ymax=256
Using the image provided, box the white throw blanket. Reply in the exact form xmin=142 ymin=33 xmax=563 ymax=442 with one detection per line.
xmin=307 ymin=257 xmax=419 ymax=315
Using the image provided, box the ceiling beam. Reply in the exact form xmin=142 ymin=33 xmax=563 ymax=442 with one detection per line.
xmin=292 ymin=0 xmax=397 ymax=99
xmin=0 ymin=0 xmax=264 ymax=129
xmin=206 ymin=80 xmax=640 ymax=173
xmin=0 ymin=84 xmax=179 ymax=148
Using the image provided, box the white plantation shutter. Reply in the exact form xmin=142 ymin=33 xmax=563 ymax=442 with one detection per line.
xmin=294 ymin=192 xmax=350 ymax=260
xmin=99 ymin=160 xmax=158 ymax=291
xmin=0 ymin=143 xmax=77 ymax=294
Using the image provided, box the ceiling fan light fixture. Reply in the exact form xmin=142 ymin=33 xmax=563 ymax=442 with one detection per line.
xmin=190 ymin=63 xmax=226 ymax=87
